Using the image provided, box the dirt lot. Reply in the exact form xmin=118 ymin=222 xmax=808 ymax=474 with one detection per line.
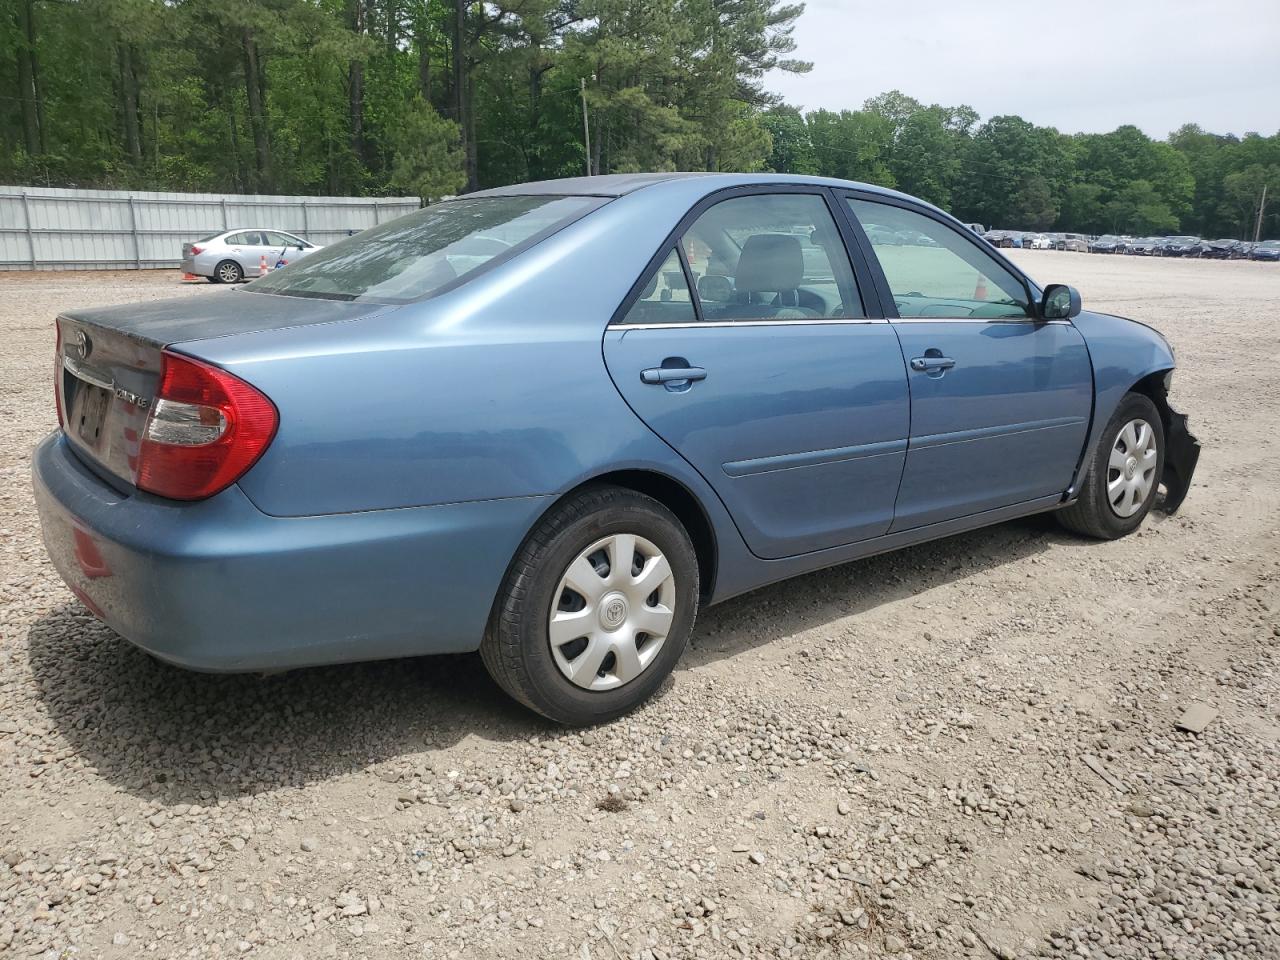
xmin=1 ymin=252 xmax=1277 ymax=960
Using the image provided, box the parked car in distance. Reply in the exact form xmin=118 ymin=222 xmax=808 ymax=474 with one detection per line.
xmin=1089 ymin=235 xmax=1126 ymax=254
xmin=1027 ymin=233 xmax=1054 ymax=250
xmin=1056 ymin=233 xmax=1089 ymax=252
xmin=1127 ymin=237 xmax=1160 ymax=256
xmin=1201 ymin=239 xmax=1241 ymax=260
xmin=1159 ymin=236 xmax=1204 ymax=258
xmin=964 ymin=222 xmax=986 ymax=235
xmin=983 ymin=230 xmax=1022 ymax=248
xmin=182 ymin=229 xmax=324 ymax=283
xmin=1250 ymin=239 xmax=1280 ymax=261
xmin=895 ymin=229 xmax=938 ymax=247
xmin=35 ymin=173 xmax=1200 ymax=725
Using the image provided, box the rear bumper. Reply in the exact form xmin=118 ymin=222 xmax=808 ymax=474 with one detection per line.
xmin=32 ymin=432 xmax=550 ymax=671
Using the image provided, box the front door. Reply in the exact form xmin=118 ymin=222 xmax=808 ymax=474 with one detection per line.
xmin=843 ymin=195 xmax=1093 ymax=531
xmin=604 ymin=190 xmax=910 ymax=560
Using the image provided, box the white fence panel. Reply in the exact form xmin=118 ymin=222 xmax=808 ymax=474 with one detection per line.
xmin=0 ymin=186 xmax=420 ymax=270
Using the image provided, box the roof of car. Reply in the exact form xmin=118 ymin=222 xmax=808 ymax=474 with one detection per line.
xmin=467 ymin=171 xmax=911 ymax=202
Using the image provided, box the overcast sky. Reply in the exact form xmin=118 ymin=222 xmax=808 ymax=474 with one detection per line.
xmin=766 ymin=0 xmax=1280 ymax=139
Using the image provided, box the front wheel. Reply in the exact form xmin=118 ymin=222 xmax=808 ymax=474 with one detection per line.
xmin=1057 ymin=392 xmax=1165 ymax=540
xmin=481 ymin=486 xmax=699 ymax=725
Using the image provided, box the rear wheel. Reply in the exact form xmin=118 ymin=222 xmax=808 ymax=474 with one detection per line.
xmin=481 ymin=485 xmax=699 ymax=725
xmin=1057 ymin=392 xmax=1164 ymax=540
xmin=215 ymin=259 xmax=243 ymax=283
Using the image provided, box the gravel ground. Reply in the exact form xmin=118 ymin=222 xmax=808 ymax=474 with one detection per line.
xmin=0 ymin=253 xmax=1277 ymax=960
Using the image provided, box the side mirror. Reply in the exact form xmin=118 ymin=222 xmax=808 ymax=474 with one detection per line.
xmin=697 ymin=274 xmax=733 ymax=303
xmin=1041 ymin=283 xmax=1082 ymax=320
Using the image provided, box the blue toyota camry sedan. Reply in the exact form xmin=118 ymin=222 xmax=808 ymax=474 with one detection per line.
xmin=34 ymin=173 xmax=1200 ymax=724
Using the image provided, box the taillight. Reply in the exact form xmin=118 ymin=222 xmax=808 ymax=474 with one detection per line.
xmin=54 ymin=322 xmax=64 ymax=427
xmin=135 ymin=350 xmax=277 ymax=500
xmin=190 ymin=245 xmax=203 ymax=256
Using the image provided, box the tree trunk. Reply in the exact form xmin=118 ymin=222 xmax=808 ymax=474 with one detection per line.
xmin=349 ymin=60 xmax=365 ymax=161
xmin=15 ymin=0 xmax=41 ymax=155
xmin=119 ymin=43 xmax=143 ymax=163
xmin=226 ymin=92 xmax=247 ymax=192
xmin=416 ymin=35 xmax=431 ymax=102
xmin=241 ymin=28 xmax=270 ymax=189
xmin=348 ymin=0 xmax=366 ymax=165
xmin=451 ymin=0 xmax=476 ymax=192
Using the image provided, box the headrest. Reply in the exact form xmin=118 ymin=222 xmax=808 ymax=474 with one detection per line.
xmin=735 ymin=234 xmax=804 ymax=293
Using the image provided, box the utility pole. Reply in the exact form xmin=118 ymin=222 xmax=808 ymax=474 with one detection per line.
xmin=580 ymin=77 xmax=591 ymax=177
xmin=1255 ymin=182 xmax=1268 ymax=242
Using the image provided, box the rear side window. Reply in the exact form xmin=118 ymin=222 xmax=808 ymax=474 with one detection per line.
xmin=620 ymin=250 xmax=696 ymax=325
xmin=247 ymin=195 xmax=607 ymax=303
xmin=681 ymin=193 xmax=863 ymax=321
xmin=847 ymin=198 xmax=1032 ymax=319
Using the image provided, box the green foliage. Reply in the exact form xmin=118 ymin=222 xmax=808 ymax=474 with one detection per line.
xmin=0 ymin=0 xmax=1275 ymax=238
xmin=388 ymin=96 xmax=466 ymax=202
xmin=762 ymin=106 xmax=817 ymax=174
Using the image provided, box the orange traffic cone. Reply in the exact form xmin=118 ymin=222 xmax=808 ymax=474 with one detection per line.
xmin=259 ymin=255 xmax=268 ymax=276
xmin=180 ymin=272 xmax=201 ymax=283
xmin=973 ymin=274 xmax=988 ymax=300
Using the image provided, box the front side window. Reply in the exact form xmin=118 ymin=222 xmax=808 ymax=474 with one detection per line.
xmin=847 ymin=198 xmax=1032 ymax=319
xmin=680 ymin=193 xmax=863 ymax=321
xmin=248 ymin=195 xmax=606 ymax=303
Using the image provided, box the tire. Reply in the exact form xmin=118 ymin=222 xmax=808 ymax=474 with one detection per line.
xmin=481 ymin=485 xmax=700 ymax=725
xmin=206 ymin=273 xmax=223 ymax=284
xmin=215 ymin=259 xmax=243 ymax=283
xmin=1057 ymin=392 xmax=1165 ymax=540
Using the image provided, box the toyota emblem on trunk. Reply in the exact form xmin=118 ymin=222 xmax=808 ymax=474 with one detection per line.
xmin=74 ymin=329 xmax=91 ymax=361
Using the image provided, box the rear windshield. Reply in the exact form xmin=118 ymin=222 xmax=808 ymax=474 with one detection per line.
xmin=245 ymin=194 xmax=606 ymax=303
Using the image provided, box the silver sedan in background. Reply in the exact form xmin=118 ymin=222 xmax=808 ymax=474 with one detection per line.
xmin=181 ymin=229 xmax=324 ymax=283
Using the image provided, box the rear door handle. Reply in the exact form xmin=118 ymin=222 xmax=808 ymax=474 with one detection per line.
xmin=641 ymin=366 xmax=707 ymax=384
xmin=909 ymin=356 xmax=956 ymax=372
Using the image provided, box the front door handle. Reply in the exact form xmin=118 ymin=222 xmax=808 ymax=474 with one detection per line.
xmin=909 ymin=356 xmax=956 ymax=373
xmin=641 ymin=365 xmax=707 ymax=384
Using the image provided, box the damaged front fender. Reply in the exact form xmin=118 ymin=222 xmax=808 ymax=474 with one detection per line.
xmin=1158 ymin=401 xmax=1200 ymax=515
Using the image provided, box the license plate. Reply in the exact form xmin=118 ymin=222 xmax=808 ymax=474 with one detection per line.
xmin=74 ymin=384 xmax=111 ymax=449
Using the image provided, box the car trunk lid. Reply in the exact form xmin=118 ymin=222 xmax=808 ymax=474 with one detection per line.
xmin=56 ymin=290 xmax=394 ymax=491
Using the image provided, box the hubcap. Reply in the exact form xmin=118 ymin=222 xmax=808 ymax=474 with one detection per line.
xmin=548 ymin=533 xmax=676 ymax=692
xmin=219 ymin=263 xmax=238 ymax=282
xmin=1107 ymin=418 xmax=1158 ymax=518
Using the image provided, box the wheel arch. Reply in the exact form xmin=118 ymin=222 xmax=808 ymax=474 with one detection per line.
xmin=214 ymin=258 xmax=243 ymax=281
xmin=521 ymin=469 xmax=719 ymax=602
xmin=1124 ymin=368 xmax=1199 ymax=513
xmin=582 ymin=469 xmax=717 ymax=600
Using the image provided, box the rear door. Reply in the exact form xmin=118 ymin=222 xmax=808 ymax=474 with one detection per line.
xmin=604 ymin=188 xmax=910 ymax=560
xmin=223 ymin=231 xmax=262 ymax=272
xmin=841 ymin=194 xmax=1093 ymax=531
